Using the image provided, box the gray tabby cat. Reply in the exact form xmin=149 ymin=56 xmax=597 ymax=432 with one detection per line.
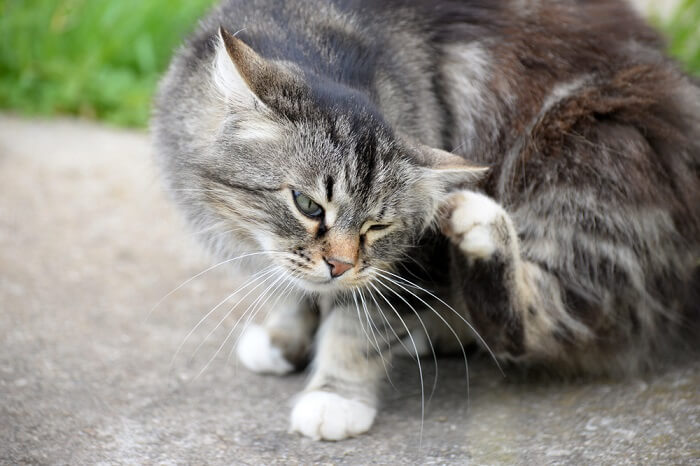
xmin=153 ymin=0 xmax=700 ymax=440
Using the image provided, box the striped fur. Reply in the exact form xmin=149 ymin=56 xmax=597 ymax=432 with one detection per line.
xmin=153 ymin=0 xmax=700 ymax=440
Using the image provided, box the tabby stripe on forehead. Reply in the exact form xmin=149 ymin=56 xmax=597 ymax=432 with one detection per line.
xmin=325 ymin=176 xmax=334 ymax=202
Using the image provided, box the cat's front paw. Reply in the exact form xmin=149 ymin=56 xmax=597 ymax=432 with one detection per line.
xmin=290 ymin=391 xmax=376 ymax=441
xmin=440 ymin=190 xmax=512 ymax=260
xmin=237 ymin=324 xmax=294 ymax=375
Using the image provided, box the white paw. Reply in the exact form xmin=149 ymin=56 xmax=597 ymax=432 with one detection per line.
xmin=444 ymin=191 xmax=507 ymax=259
xmin=237 ymin=324 xmax=294 ymax=375
xmin=460 ymin=224 xmax=496 ymax=259
xmin=290 ymin=391 xmax=376 ymax=441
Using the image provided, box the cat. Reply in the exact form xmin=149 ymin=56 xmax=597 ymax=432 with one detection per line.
xmin=153 ymin=0 xmax=700 ymax=441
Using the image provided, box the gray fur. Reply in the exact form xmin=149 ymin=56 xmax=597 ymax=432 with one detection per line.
xmin=153 ymin=0 xmax=700 ymax=439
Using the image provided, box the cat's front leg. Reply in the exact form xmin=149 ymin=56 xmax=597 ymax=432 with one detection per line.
xmin=237 ymin=292 xmax=318 ymax=374
xmin=290 ymin=307 xmax=387 ymax=440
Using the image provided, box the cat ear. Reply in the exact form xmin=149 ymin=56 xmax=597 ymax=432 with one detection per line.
xmin=417 ymin=146 xmax=488 ymax=189
xmin=213 ymin=26 xmax=270 ymax=109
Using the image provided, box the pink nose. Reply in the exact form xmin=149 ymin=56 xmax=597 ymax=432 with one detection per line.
xmin=325 ymin=258 xmax=353 ymax=278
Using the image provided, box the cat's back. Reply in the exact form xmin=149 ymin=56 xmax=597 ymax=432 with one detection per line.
xmin=157 ymin=0 xmax=700 ymax=179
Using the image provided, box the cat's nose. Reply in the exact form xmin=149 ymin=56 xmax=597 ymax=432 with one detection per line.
xmin=324 ymin=257 xmax=353 ymax=278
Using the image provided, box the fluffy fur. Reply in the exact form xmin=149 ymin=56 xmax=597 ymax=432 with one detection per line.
xmin=153 ymin=0 xmax=700 ymax=440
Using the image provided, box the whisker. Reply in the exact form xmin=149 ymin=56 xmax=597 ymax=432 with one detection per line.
xmin=193 ymin=269 xmax=287 ymax=380
xmin=368 ymin=278 xmax=440 ymax=402
xmin=372 ymin=267 xmax=504 ymax=376
xmin=358 ymin=288 xmax=392 ymax=348
xmin=147 ymin=250 xmax=290 ymax=321
xmin=228 ymin=271 xmax=293 ymax=363
xmin=366 ymin=280 xmax=426 ymax=446
xmin=169 ymin=265 xmax=276 ymax=368
xmin=371 ymin=270 xmax=473 ymax=413
xmin=371 ymin=277 xmax=443 ymax=413
xmin=188 ymin=268 xmax=280 ymax=364
xmin=351 ymin=290 xmax=383 ymax=358
xmin=222 ymin=269 xmax=289 ymax=344
xmin=231 ymin=270 xmax=302 ymax=371
xmin=396 ymin=249 xmax=432 ymax=280
xmin=259 ymin=270 xmax=300 ymax=314
xmin=365 ymin=286 xmax=411 ymax=358
xmin=358 ymin=288 xmax=395 ymax=388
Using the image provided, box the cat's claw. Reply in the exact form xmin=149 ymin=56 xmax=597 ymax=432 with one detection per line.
xmin=237 ymin=324 xmax=294 ymax=375
xmin=290 ymin=391 xmax=376 ymax=441
xmin=441 ymin=190 xmax=509 ymax=259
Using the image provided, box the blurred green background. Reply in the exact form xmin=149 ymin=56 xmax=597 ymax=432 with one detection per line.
xmin=1 ymin=0 xmax=698 ymax=128
xmin=0 ymin=0 xmax=214 ymax=127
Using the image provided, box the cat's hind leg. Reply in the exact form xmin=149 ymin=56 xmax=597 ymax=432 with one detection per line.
xmin=441 ymin=186 xmax=692 ymax=373
xmin=441 ymin=190 xmax=599 ymax=366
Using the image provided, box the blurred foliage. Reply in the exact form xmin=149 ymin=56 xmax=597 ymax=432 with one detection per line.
xmin=0 ymin=0 xmax=698 ymax=128
xmin=0 ymin=0 xmax=214 ymax=127
xmin=653 ymin=0 xmax=700 ymax=76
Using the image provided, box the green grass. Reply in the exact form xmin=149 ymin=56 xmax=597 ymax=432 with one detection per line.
xmin=0 ymin=0 xmax=698 ymax=128
xmin=653 ymin=0 xmax=700 ymax=76
xmin=0 ymin=0 xmax=214 ymax=127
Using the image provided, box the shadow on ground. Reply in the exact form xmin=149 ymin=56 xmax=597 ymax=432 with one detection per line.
xmin=1 ymin=115 xmax=698 ymax=464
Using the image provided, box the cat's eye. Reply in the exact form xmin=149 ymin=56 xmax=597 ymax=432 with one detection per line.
xmin=292 ymin=190 xmax=323 ymax=218
xmin=362 ymin=222 xmax=392 ymax=236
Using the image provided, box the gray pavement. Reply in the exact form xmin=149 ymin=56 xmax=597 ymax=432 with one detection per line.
xmin=1 ymin=115 xmax=698 ymax=464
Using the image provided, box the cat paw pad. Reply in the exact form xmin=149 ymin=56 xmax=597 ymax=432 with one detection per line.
xmin=290 ymin=391 xmax=376 ymax=441
xmin=237 ymin=324 xmax=294 ymax=375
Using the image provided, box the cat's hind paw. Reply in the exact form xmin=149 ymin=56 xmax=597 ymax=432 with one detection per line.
xmin=290 ymin=391 xmax=376 ymax=441
xmin=237 ymin=324 xmax=294 ymax=375
xmin=441 ymin=190 xmax=513 ymax=260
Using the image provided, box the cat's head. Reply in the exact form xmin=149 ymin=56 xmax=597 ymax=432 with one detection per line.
xmin=162 ymin=28 xmax=484 ymax=293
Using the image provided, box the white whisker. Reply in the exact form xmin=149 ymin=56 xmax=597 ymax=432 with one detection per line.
xmin=351 ymin=290 xmax=382 ymax=358
xmin=228 ymin=272 xmax=293 ymax=363
xmin=169 ymin=265 xmax=276 ymax=368
xmin=371 ymin=270 xmax=473 ymax=413
xmin=368 ymin=278 xmax=440 ymax=402
xmin=372 ymin=267 xmax=504 ymax=376
xmin=358 ymin=288 xmax=391 ymax=348
xmin=193 ymin=269 xmax=287 ymax=380
xmin=231 ymin=270 xmax=302 ymax=371
xmin=147 ymin=250 xmax=289 ymax=321
xmin=365 ymin=286 xmax=410 ymax=358
xmin=358 ymin=288 xmax=395 ymax=388
xmin=188 ymin=268 xmax=280 ymax=364
xmin=366 ymin=280 xmax=426 ymax=446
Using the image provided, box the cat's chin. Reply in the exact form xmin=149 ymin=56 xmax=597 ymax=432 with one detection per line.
xmin=296 ymin=279 xmax=342 ymax=294
xmin=292 ymin=276 xmax=362 ymax=294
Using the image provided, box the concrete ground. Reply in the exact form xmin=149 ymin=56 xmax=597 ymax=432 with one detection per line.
xmin=0 ymin=114 xmax=698 ymax=465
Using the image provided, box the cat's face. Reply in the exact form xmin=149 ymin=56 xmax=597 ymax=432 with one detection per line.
xmin=174 ymin=29 xmax=483 ymax=293
xmin=208 ymin=119 xmax=436 ymax=292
